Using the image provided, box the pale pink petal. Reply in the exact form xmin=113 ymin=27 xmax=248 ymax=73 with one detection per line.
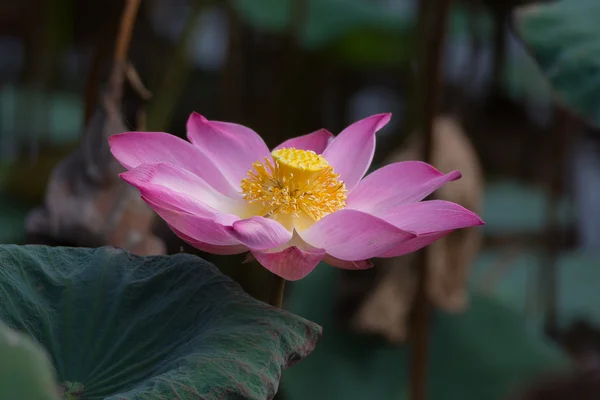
xmin=274 ymin=129 xmax=334 ymax=154
xmin=298 ymin=209 xmax=415 ymax=261
xmin=323 ymin=255 xmax=373 ymax=270
xmin=120 ymin=163 xmax=246 ymax=218
xmin=141 ymin=196 xmax=240 ymax=246
xmin=109 ymin=131 xmax=238 ymax=197
xmin=373 ymin=200 xmax=484 ymax=235
xmin=169 ymin=225 xmax=247 ymax=255
xmin=322 ymin=113 xmax=391 ymax=191
xmin=347 ymin=161 xmax=461 ymax=213
xmin=186 ymin=112 xmax=270 ymax=185
xmin=380 ymin=231 xmax=450 ymax=258
xmin=252 ymin=246 xmax=326 ymax=281
xmin=225 ymin=216 xmax=292 ymax=251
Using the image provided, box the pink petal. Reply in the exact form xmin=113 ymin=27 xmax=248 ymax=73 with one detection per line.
xmin=252 ymin=246 xmax=326 ymax=281
xmin=380 ymin=231 xmax=450 ymax=258
xmin=141 ymin=196 xmax=240 ymax=246
xmin=298 ymin=209 xmax=415 ymax=261
xmin=365 ymin=200 xmax=483 ymax=258
xmin=109 ymin=131 xmax=238 ymax=197
xmin=347 ymin=161 xmax=462 ymax=213
xmin=120 ymin=163 xmax=245 ymax=218
xmin=225 ymin=216 xmax=292 ymax=251
xmin=322 ymin=113 xmax=391 ymax=191
xmin=374 ymin=200 xmax=484 ymax=235
xmin=169 ymin=225 xmax=248 ymax=255
xmin=186 ymin=112 xmax=270 ymax=185
xmin=323 ymin=255 xmax=373 ymax=270
xmin=274 ymin=129 xmax=334 ymax=154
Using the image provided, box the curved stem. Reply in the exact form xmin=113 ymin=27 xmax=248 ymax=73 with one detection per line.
xmin=114 ymin=0 xmax=141 ymax=63
xmin=105 ymin=0 xmax=142 ymax=105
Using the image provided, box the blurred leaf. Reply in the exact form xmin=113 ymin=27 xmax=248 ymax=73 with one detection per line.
xmin=472 ymin=250 xmax=600 ymax=330
xmin=1 ymin=147 xmax=76 ymax=203
xmin=231 ymin=0 xmax=413 ymax=50
xmin=0 ymin=245 xmax=322 ymax=399
xmin=332 ymin=29 xmax=414 ymax=67
xmin=514 ymin=0 xmax=600 ymax=126
xmin=232 ymin=0 xmax=551 ymax=104
xmin=446 ymin=5 xmax=551 ymax=105
xmin=0 ymin=320 xmax=60 ymax=400
xmin=503 ymin=37 xmax=553 ymax=105
xmin=0 ymin=85 xmax=83 ymax=149
xmin=283 ymin=264 xmax=569 ymax=400
xmin=0 ymin=191 xmax=32 ymax=243
xmin=482 ymin=180 xmax=573 ymax=236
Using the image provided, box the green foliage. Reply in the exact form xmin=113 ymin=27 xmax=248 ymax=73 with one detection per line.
xmin=502 ymin=41 xmax=553 ymax=105
xmin=0 ymin=191 xmax=31 ymax=243
xmin=472 ymin=250 xmax=600 ymax=330
xmin=482 ymin=180 xmax=573 ymax=236
xmin=232 ymin=0 xmax=551 ymax=103
xmin=0 ymin=85 xmax=83 ymax=147
xmin=231 ymin=0 xmax=413 ymax=50
xmin=0 ymin=320 xmax=61 ymax=400
xmin=0 ymin=245 xmax=322 ymax=399
xmin=282 ymin=265 xmax=570 ymax=400
xmin=515 ymin=0 xmax=600 ymax=126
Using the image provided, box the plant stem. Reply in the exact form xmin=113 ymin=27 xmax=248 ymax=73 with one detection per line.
xmin=269 ymin=275 xmax=287 ymax=308
xmin=542 ymin=106 xmax=569 ymax=339
xmin=114 ymin=0 xmax=141 ymax=63
xmin=409 ymin=1 xmax=453 ymax=400
xmin=104 ymin=0 xmax=142 ymax=105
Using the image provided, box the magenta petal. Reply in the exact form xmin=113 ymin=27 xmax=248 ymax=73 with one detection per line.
xmin=186 ymin=112 xmax=270 ymax=185
xmin=120 ymin=163 xmax=244 ymax=218
xmin=376 ymin=200 xmax=484 ymax=235
xmin=323 ymin=255 xmax=373 ymax=270
xmin=347 ymin=161 xmax=461 ymax=213
xmin=169 ymin=225 xmax=247 ymax=255
xmin=298 ymin=209 xmax=415 ymax=261
xmin=141 ymin=196 xmax=240 ymax=246
xmin=274 ymin=129 xmax=334 ymax=154
xmin=225 ymin=216 xmax=292 ymax=251
xmin=109 ymin=131 xmax=238 ymax=197
xmin=322 ymin=113 xmax=391 ymax=191
xmin=252 ymin=246 xmax=326 ymax=281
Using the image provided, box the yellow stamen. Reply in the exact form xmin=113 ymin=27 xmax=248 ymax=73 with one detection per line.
xmin=240 ymin=147 xmax=347 ymax=230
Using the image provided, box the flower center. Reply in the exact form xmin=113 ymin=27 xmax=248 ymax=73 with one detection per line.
xmin=240 ymin=147 xmax=347 ymax=230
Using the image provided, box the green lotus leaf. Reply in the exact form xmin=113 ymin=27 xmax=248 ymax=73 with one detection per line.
xmin=514 ymin=0 xmax=600 ymax=126
xmin=0 ymin=320 xmax=61 ymax=400
xmin=0 ymin=245 xmax=322 ymax=399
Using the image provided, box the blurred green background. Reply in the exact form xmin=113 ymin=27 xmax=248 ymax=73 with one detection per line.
xmin=1 ymin=0 xmax=600 ymax=398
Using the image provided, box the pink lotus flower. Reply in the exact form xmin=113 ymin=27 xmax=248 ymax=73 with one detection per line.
xmin=109 ymin=113 xmax=484 ymax=280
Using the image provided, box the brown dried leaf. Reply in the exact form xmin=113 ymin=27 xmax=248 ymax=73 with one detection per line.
xmin=351 ymin=254 xmax=417 ymax=343
xmin=26 ymin=64 xmax=165 ymax=256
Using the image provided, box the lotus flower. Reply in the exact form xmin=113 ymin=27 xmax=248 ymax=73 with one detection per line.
xmin=109 ymin=113 xmax=484 ymax=280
